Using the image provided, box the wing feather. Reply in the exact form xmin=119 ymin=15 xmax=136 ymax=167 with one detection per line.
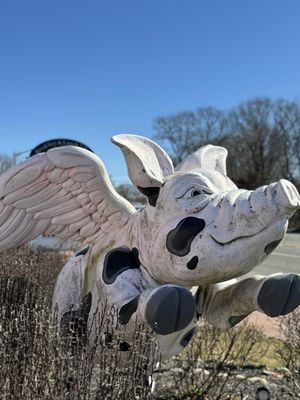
xmin=36 ymin=201 xmax=79 ymax=219
xmin=5 ymin=218 xmax=50 ymax=249
xmin=0 ymin=146 xmax=136 ymax=251
xmin=4 ymin=177 xmax=49 ymax=204
xmin=52 ymin=209 xmax=88 ymax=225
xmin=80 ymin=220 xmax=99 ymax=237
xmin=27 ymin=191 xmax=73 ymax=214
xmin=14 ymin=185 xmax=62 ymax=208
xmin=66 ymin=215 xmax=92 ymax=234
xmin=47 ymin=168 xmax=70 ymax=183
xmin=0 ymin=209 xmax=24 ymax=240
xmin=0 ymin=158 xmax=46 ymax=196
xmin=0 ymin=205 xmax=14 ymax=225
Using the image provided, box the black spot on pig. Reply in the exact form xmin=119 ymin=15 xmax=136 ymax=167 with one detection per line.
xmin=119 ymin=341 xmax=131 ymax=351
xmin=264 ymin=239 xmax=282 ymax=255
xmin=180 ymin=327 xmax=196 ymax=347
xmin=166 ymin=217 xmax=205 ymax=256
xmin=119 ymin=295 xmax=140 ymax=324
xmin=75 ymin=246 xmax=90 ymax=257
xmin=61 ymin=292 xmax=92 ymax=340
xmin=104 ymin=332 xmax=113 ymax=348
xmin=103 ymin=247 xmax=140 ymax=284
xmin=137 ymin=186 xmax=160 ymax=206
xmin=187 ymin=256 xmax=199 ymax=270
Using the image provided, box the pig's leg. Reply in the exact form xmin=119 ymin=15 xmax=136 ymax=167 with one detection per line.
xmin=134 ymin=285 xmax=196 ymax=335
xmin=155 ymin=319 xmax=198 ymax=360
xmin=120 ymin=288 xmax=198 ymax=359
xmin=104 ymin=268 xmax=196 ymax=336
xmin=120 ymin=290 xmax=198 ymax=359
xmin=52 ymin=252 xmax=93 ymax=340
xmin=196 ymin=273 xmax=300 ymax=329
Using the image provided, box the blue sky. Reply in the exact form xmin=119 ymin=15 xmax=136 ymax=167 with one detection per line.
xmin=0 ymin=0 xmax=299 ymax=183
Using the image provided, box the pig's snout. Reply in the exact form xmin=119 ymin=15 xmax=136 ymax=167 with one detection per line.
xmin=272 ymin=179 xmax=300 ymax=211
xmin=209 ymin=179 xmax=300 ymax=245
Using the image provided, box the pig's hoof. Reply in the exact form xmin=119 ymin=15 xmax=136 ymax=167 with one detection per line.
xmin=145 ymin=286 xmax=196 ymax=335
xmin=258 ymin=274 xmax=300 ymax=317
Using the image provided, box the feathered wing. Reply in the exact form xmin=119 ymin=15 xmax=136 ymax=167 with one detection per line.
xmin=0 ymin=146 xmax=136 ymax=252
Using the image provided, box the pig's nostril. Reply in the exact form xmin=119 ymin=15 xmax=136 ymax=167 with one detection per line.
xmin=264 ymin=239 xmax=282 ymax=255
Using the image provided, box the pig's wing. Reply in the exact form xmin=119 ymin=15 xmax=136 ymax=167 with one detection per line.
xmin=0 ymin=146 xmax=136 ymax=251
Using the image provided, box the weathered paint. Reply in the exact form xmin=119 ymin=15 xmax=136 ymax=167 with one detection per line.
xmin=0 ymin=135 xmax=299 ymax=362
xmin=81 ymin=241 xmax=115 ymax=300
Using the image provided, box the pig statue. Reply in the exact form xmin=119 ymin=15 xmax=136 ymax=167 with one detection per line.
xmin=0 ymin=134 xmax=300 ymax=360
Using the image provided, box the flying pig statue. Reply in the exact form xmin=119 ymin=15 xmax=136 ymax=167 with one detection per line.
xmin=0 ymin=134 xmax=300 ymax=360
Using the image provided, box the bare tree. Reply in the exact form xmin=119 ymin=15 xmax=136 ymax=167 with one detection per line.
xmin=222 ymin=98 xmax=279 ymax=188
xmin=222 ymin=98 xmax=300 ymax=189
xmin=0 ymin=154 xmax=14 ymax=174
xmin=153 ymin=98 xmax=300 ymax=191
xmin=153 ymin=107 xmax=225 ymax=165
xmin=274 ymin=99 xmax=300 ymax=181
xmin=115 ymin=183 xmax=146 ymax=206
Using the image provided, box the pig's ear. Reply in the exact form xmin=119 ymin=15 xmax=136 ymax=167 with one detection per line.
xmin=176 ymin=144 xmax=228 ymax=175
xmin=112 ymin=134 xmax=174 ymax=205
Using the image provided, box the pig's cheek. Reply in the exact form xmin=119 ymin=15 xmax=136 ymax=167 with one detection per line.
xmin=192 ymin=237 xmax=225 ymax=268
xmin=169 ymin=246 xmax=205 ymax=277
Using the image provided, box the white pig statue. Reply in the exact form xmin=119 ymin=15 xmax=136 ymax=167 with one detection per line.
xmin=0 ymin=134 xmax=299 ymax=360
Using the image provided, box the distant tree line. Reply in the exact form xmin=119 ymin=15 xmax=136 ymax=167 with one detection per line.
xmin=0 ymin=154 xmax=13 ymax=175
xmin=115 ymin=183 xmax=146 ymax=206
xmin=153 ymin=97 xmax=300 ymax=190
xmin=1 ymin=98 xmax=300 ymax=206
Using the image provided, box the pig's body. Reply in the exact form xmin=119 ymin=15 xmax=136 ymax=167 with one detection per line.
xmin=0 ymin=135 xmax=300 ymax=360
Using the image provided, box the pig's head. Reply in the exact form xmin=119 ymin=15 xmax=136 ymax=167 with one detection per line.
xmin=113 ymin=135 xmax=300 ymax=286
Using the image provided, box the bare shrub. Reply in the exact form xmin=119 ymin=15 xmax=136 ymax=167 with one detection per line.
xmin=0 ymin=244 xmax=70 ymax=303
xmin=277 ymin=310 xmax=300 ymax=398
xmin=0 ymin=246 xmax=158 ymax=400
xmin=0 ymin=285 xmax=158 ymax=399
xmin=155 ymin=321 xmax=268 ymax=400
xmin=92 ymin=306 xmax=159 ymax=400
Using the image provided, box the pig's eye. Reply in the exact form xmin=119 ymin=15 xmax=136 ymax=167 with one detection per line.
xmin=176 ymin=185 xmax=212 ymax=200
xmin=191 ymin=189 xmax=202 ymax=197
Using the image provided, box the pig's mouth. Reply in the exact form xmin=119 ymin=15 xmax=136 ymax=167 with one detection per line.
xmin=210 ymin=234 xmax=253 ymax=246
xmin=209 ymin=216 xmax=288 ymax=247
